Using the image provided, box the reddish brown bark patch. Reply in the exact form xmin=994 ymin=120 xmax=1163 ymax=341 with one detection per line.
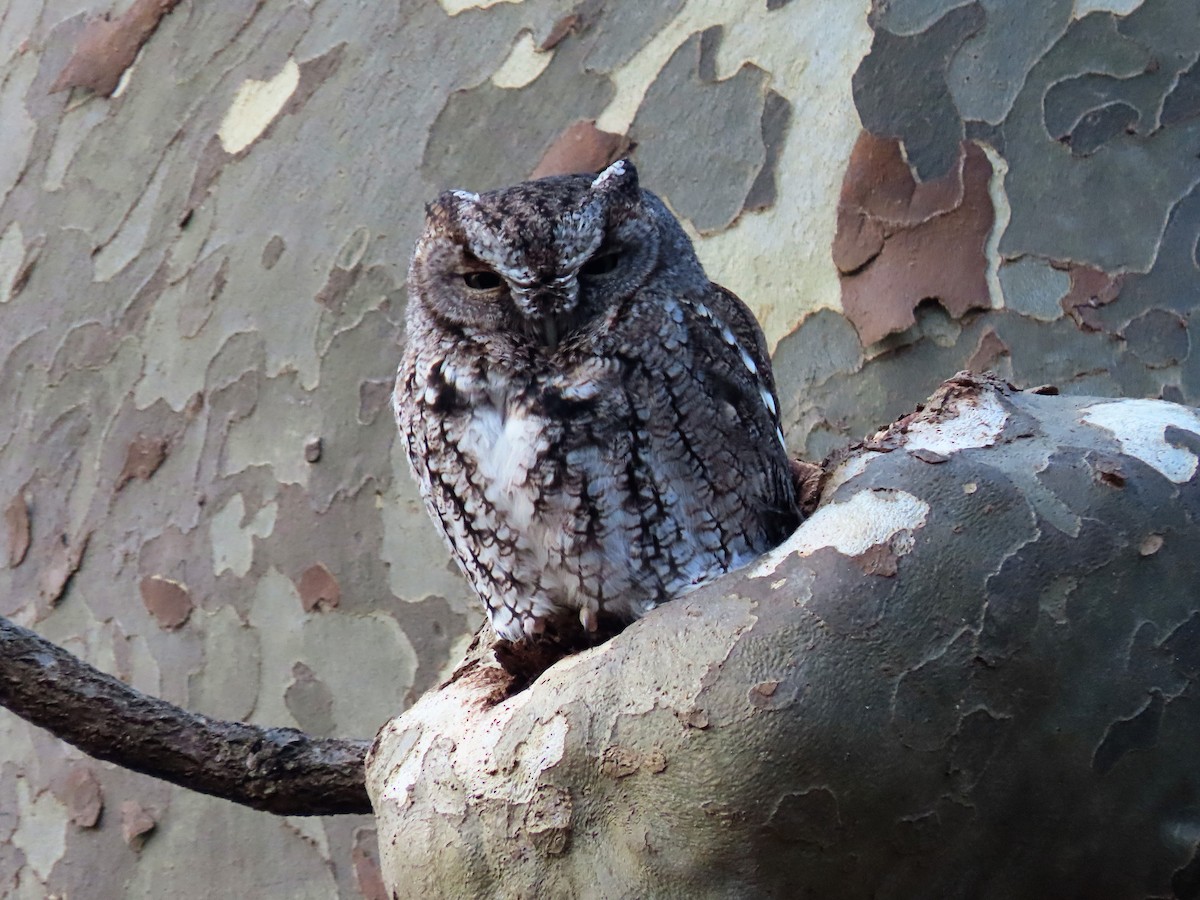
xmin=296 ymin=563 xmax=341 ymax=612
xmin=5 ymin=494 xmax=30 ymax=568
xmin=834 ymin=132 xmax=994 ymax=346
xmin=120 ymin=800 xmax=157 ymax=850
xmin=39 ymin=533 xmax=90 ymax=607
xmin=57 ymin=765 xmax=104 ymax=828
xmin=540 ymin=13 xmax=581 ymax=51
xmin=1062 ymin=264 xmax=1124 ymax=331
xmin=531 ymin=120 xmax=628 ymax=180
xmin=139 ymin=575 xmax=193 ymax=630
xmin=749 ymin=680 xmax=781 ymax=709
xmin=116 ymin=434 xmax=168 ymax=491
xmin=854 ymin=542 xmax=901 ymax=577
xmin=51 ymin=0 xmax=182 ymax=96
xmin=352 ymin=828 xmax=389 ymax=900
xmin=967 ymin=328 xmax=1011 ymax=373
xmin=1093 ymin=458 xmax=1127 ymax=490
xmin=315 ymin=268 xmax=357 ymax=312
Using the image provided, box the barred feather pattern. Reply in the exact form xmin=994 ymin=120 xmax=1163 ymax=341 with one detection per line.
xmin=395 ymin=161 xmax=799 ymax=641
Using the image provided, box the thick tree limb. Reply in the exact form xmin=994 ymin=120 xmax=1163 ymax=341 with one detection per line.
xmin=0 ymin=615 xmax=371 ymax=815
xmin=368 ymin=374 xmax=1200 ymax=899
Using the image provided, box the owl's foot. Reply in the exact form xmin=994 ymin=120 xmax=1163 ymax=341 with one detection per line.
xmin=492 ymin=605 xmax=624 ymax=683
xmin=521 ymin=614 xmax=547 ymax=640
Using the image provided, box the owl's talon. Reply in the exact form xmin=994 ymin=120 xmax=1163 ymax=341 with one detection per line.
xmin=579 ymin=606 xmax=598 ymax=633
xmin=522 ymin=615 xmax=546 ymax=639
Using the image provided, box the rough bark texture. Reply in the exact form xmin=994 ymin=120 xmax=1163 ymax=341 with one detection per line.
xmin=369 ymin=374 xmax=1200 ymax=899
xmin=0 ymin=614 xmax=370 ymax=815
xmin=1 ymin=0 xmax=1195 ymax=894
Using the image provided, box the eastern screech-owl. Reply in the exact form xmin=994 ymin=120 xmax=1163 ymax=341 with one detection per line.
xmin=395 ymin=160 xmax=799 ymax=642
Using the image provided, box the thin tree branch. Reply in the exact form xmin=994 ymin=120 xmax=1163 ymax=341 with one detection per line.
xmin=0 ymin=614 xmax=371 ymax=815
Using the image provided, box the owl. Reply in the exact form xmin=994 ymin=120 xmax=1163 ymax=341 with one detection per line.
xmin=394 ymin=160 xmax=800 ymax=643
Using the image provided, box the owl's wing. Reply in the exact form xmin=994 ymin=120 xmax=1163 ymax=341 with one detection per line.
xmin=590 ymin=283 xmax=799 ymax=560
xmin=704 ymin=284 xmax=780 ymax=401
xmin=673 ymin=283 xmax=787 ymax=457
xmin=676 ymin=283 xmax=799 ymax=547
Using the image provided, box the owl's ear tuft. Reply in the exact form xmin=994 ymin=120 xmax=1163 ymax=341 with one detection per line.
xmin=427 ymin=190 xmax=481 ymax=228
xmin=429 ymin=189 xmax=479 ymax=216
xmin=590 ymin=159 xmax=638 ymax=197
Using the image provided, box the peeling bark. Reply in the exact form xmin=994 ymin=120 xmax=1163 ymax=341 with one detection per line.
xmin=0 ymin=614 xmax=370 ymax=816
xmin=51 ymin=0 xmax=183 ymax=97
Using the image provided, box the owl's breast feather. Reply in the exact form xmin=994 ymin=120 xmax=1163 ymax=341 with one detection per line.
xmin=456 ymin=404 xmax=549 ymax=531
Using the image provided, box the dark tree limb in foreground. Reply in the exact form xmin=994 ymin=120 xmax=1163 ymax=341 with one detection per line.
xmin=0 ymin=615 xmax=371 ymax=816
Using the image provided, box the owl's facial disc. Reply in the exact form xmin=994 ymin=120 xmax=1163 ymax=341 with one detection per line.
xmin=433 ymin=164 xmax=656 ymax=349
xmin=451 ymin=249 xmax=578 ymax=350
xmin=455 ymin=211 xmax=596 ymax=349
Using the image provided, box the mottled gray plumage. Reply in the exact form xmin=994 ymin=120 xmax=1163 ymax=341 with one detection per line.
xmin=394 ymin=161 xmax=799 ymax=642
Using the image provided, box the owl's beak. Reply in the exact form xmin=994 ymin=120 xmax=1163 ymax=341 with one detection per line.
xmin=517 ymin=283 xmax=576 ymax=352
xmin=530 ymin=293 xmax=562 ymax=351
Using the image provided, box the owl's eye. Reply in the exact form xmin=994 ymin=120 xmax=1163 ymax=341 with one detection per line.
xmin=462 ymin=270 xmax=503 ymax=291
xmin=580 ymin=249 xmax=621 ymax=277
